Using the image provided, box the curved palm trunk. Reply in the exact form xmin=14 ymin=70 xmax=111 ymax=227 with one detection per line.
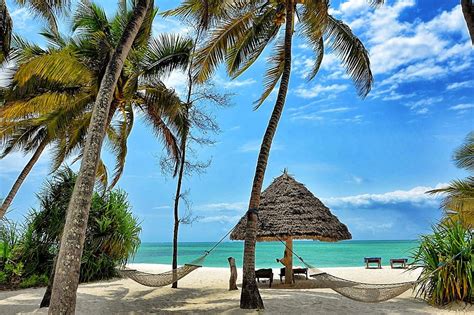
xmin=462 ymin=0 xmax=474 ymax=44
xmin=240 ymin=0 xmax=294 ymax=309
xmin=48 ymin=1 xmax=151 ymax=313
xmin=0 ymin=139 xmax=48 ymax=218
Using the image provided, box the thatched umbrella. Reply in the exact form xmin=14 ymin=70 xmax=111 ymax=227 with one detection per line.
xmin=230 ymin=170 xmax=351 ymax=284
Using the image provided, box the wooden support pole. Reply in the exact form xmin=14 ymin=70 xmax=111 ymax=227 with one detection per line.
xmin=228 ymin=256 xmax=238 ymax=290
xmin=284 ymin=237 xmax=293 ymax=284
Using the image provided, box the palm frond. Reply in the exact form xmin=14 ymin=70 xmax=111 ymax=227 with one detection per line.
xmin=193 ymin=10 xmax=255 ymax=83
xmin=142 ymin=33 xmax=193 ymax=79
xmin=226 ymin=6 xmax=279 ymax=78
xmin=300 ymin=0 xmax=328 ymax=81
xmin=454 ymin=132 xmax=474 ymax=172
xmin=253 ymin=37 xmax=285 ymax=109
xmin=107 ymin=103 xmax=134 ymax=189
xmin=325 ymin=15 xmax=373 ymax=97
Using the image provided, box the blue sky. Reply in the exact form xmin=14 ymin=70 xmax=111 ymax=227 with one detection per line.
xmin=1 ymin=0 xmax=473 ymax=242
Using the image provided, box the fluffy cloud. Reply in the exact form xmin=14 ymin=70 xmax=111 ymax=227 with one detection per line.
xmin=294 ymin=84 xmax=348 ymax=99
xmin=447 ymin=80 xmax=474 ymax=90
xmin=238 ymin=140 xmax=284 ymax=153
xmin=332 ymin=1 xmax=473 ymax=101
xmin=323 ymin=183 xmax=447 ymax=208
xmin=449 ymin=104 xmax=474 ymax=112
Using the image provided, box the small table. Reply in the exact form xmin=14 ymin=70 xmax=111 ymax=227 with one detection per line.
xmin=364 ymin=257 xmax=382 ymax=269
xmin=255 ymin=268 xmax=273 ymax=287
xmin=390 ymin=258 xmax=408 ymax=269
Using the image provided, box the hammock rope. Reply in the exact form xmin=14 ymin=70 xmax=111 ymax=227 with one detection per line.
xmin=118 ymin=225 xmax=236 ymax=287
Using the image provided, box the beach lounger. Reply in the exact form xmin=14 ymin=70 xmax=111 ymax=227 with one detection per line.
xmin=255 ymin=268 xmax=273 ymax=287
xmin=364 ymin=257 xmax=382 ymax=269
xmin=390 ymin=258 xmax=408 ymax=269
xmin=279 ymin=267 xmax=308 ymax=283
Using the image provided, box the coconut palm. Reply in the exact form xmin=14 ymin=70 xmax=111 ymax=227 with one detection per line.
xmin=49 ymin=0 xmax=152 ymax=312
xmin=172 ymin=0 xmax=380 ymax=308
xmin=0 ymin=2 xmax=192 ymax=218
xmin=428 ymin=132 xmax=474 ymax=227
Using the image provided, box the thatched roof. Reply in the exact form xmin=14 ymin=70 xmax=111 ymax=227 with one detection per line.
xmin=230 ymin=171 xmax=351 ymax=242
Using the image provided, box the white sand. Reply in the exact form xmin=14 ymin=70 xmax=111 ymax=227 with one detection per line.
xmin=0 ymin=264 xmax=472 ymax=314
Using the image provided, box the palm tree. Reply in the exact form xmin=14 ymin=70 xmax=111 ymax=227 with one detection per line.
xmin=0 ymin=3 xmax=192 ymax=218
xmin=49 ymin=0 xmax=152 ymax=313
xmin=461 ymin=0 xmax=474 ymax=44
xmin=173 ymin=0 xmax=380 ymax=308
xmin=428 ymin=132 xmax=474 ymax=226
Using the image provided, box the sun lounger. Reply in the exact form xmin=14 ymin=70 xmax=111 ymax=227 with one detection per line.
xmin=279 ymin=267 xmax=308 ymax=282
xmin=390 ymin=258 xmax=408 ymax=269
xmin=364 ymin=257 xmax=382 ymax=269
xmin=255 ymin=268 xmax=273 ymax=287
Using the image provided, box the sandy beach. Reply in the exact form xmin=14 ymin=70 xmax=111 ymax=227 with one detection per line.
xmin=0 ymin=264 xmax=472 ymax=314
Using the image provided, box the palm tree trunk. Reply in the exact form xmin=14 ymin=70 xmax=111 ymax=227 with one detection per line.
xmin=0 ymin=0 xmax=12 ymax=63
xmin=171 ymin=135 xmax=186 ymax=289
xmin=171 ymin=28 xmax=200 ymax=289
xmin=461 ymin=0 xmax=474 ymax=44
xmin=0 ymin=139 xmax=48 ymax=219
xmin=48 ymin=1 xmax=151 ymax=313
xmin=240 ymin=0 xmax=294 ymax=310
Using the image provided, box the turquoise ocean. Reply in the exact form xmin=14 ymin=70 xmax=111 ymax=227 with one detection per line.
xmin=131 ymin=240 xmax=418 ymax=268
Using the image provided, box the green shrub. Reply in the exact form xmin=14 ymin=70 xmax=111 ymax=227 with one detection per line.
xmin=19 ymin=274 xmax=49 ymax=288
xmin=0 ymin=271 xmax=7 ymax=284
xmin=412 ymin=220 xmax=473 ymax=305
xmin=12 ymin=167 xmax=141 ymax=283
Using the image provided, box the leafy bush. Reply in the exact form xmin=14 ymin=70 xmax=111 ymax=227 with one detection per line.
xmin=412 ymin=220 xmax=473 ymax=305
xmin=10 ymin=167 xmax=141 ymax=284
xmin=19 ymin=274 xmax=49 ymax=289
xmin=0 ymin=271 xmax=7 ymax=284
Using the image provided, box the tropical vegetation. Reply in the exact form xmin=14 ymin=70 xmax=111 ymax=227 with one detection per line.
xmin=48 ymin=0 xmax=154 ymax=312
xmin=0 ymin=167 xmax=140 ymax=291
xmin=412 ymin=220 xmax=473 ymax=305
xmin=171 ymin=0 xmax=379 ymax=308
xmin=0 ymin=1 xmax=192 ymax=218
xmin=428 ymin=132 xmax=474 ymax=227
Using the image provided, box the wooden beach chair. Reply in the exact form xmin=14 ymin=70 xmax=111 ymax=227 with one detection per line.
xmin=279 ymin=267 xmax=308 ymax=283
xmin=364 ymin=257 xmax=382 ymax=269
xmin=255 ymin=268 xmax=273 ymax=287
xmin=390 ymin=258 xmax=408 ymax=269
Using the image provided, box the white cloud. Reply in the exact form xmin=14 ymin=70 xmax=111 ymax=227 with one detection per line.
xmin=295 ymin=84 xmax=348 ymax=99
xmin=238 ymin=140 xmax=284 ymax=153
xmin=406 ymin=96 xmax=443 ymax=115
xmin=196 ymin=202 xmax=247 ymax=212
xmin=323 ymin=183 xmax=448 ymax=208
xmin=221 ymin=78 xmax=256 ymax=89
xmin=449 ymin=104 xmax=474 ymax=111
xmin=200 ymin=215 xmax=242 ymax=223
xmin=161 ymin=70 xmax=188 ymax=96
xmin=318 ymin=107 xmax=351 ymax=114
xmin=447 ymin=80 xmax=474 ymax=90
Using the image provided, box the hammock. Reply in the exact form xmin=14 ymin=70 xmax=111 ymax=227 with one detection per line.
xmin=118 ymin=227 xmax=234 ymax=288
xmin=308 ymin=268 xmax=415 ymax=303
xmin=118 ymin=263 xmax=202 ymax=287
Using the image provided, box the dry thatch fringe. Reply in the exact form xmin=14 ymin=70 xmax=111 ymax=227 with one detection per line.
xmin=231 ymin=171 xmax=351 ymax=241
